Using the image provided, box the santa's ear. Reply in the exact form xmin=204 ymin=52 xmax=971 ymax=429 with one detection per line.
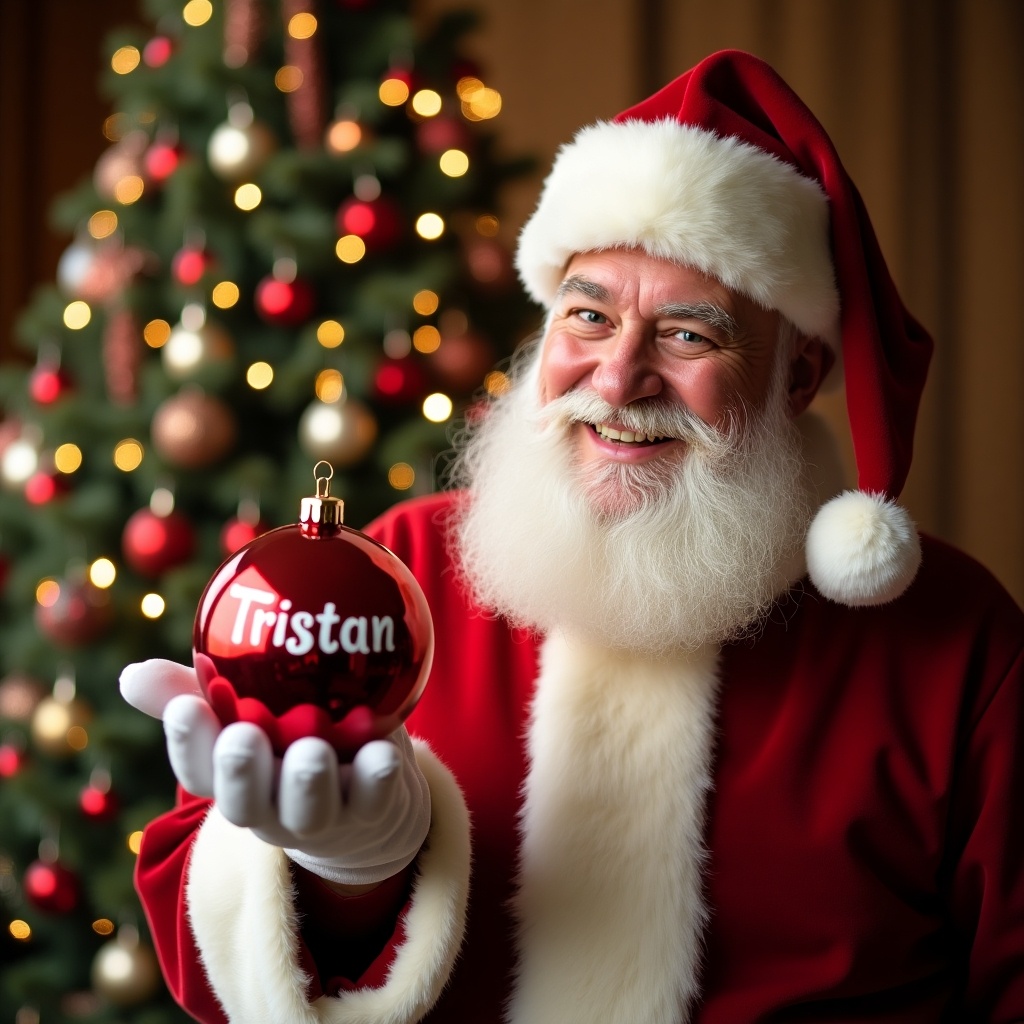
xmin=787 ymin=335 xmax=834 ymax=417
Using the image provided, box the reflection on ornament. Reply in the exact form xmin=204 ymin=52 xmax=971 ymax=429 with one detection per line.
xmin=23 ymin=859 xmax=80 ymax=914
xmin=91 ymin=925 xmax=161 ymax=1006
xmin=298 ymin=398 xmax=377 ymax=466
xmin=208 ymin=103 xmax=276 ymax=179
xmin=152 ymin=389 xmax=237 ymax=468
xmin=34 ymin=579 xmax=114 ymax=648
xmin=0 ymin=673 xmax=46 ymax=721
xmin=122 ymin=507 xmax=196 ymax=577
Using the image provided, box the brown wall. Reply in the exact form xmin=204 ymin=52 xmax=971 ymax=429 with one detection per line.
xmin=4 ymin=0 xmax=1023 ymax=605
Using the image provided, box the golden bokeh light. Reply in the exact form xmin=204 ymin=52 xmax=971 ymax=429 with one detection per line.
xmin=315 ymin=369 xmax=345 ymax=402
xmin=335 ymin=235 xmax=366 ymax=263
xmin=415 ymin=213 xmax=444 ymax=240
xmin=63 ymin=301 xmax=92 ymax=330
xmin=54 ymin=444 xmax=83 ymax=474
xmin=275 ymin=65 xmax=304 ymax=92
xmin=35 ymin=579 xmax=60 ymax=608
xmin=456 ymin=76 xmax=484 ymax=100
xmin=462 ymin=86 xmax=502 ymax=121
xmin=412 ymin=325 xmax=441 ymax=354
xmin=103 ymin=112 xmax=129 ymax=141
xmin=114 ymin=175 xmax=145 ymax=205
xmin=475 ymin=214 xmax=500 ymax=237
xmin=287 ymin=12 xmax=318 ymax=38
xmin=141 ymin=594 xmax=166 ymax=619
xmin=211 ymin=281 xmax=240 ymax=308
xmin=326 ymin=119 xmax=362 ymax=153
xmin=92 ymin=919 xmax=116 ymax=936
xmin=246 ymin=361 xmax=274 ymax=389
xmin=379 ymin=78 xmax=410 ymax=107
xmin=388 ymin=463 xmax=416 ymax=490
xmin=128 ymin=831 xmax=144 ymax=854
xmin=88 ymin=209 xmax=118 ymax=239
xmin=422 ymin=392 xmax=454 ymax=423
xmin=113 ymin=439 xmax=144 ymax=472
xmin=89 ymin=558 xmax=117 ymax=589
xmin=143 ymin=318 xmax=172 ymax=348
xmin=234 ymin=183 xmax=263 ymax=211
xmin=484 ymin=370 xmax=511 ymax=396
xmin=411 ymin=89 xmax=442 ymax=117
xmin=9 ymin=920 xmax=31 ymax=941
xmin=111 ymin=45 xmax=141 ymax=75
xmin=67 ymin=726 xmax=89 ymax=752
xmin=412 ymin=289 xmax=439 ymax=315
xmin=317 ymin=320 xmax=345 ymax=347
xmin=439 ymin=149 xmax=469 ymax=177
xmin=182 ymin=0 xmax=213 ymax=27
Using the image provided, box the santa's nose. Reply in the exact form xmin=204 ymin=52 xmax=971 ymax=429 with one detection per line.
xmin=590 ymin=331 xmax=663 ymax=407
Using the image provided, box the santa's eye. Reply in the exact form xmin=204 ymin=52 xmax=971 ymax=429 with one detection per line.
xmin=674 ymin=329 xmax=708 ymax=344
xmin=574 ymin=309 xmax=608 ymax=325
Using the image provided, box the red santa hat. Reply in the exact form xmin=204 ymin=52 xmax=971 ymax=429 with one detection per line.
xmin=516 ymin=49 xmax=933 ymax=607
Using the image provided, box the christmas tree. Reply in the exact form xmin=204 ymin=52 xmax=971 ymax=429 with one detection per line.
xmin=0 ymin=0 xmax=531 ymax=1019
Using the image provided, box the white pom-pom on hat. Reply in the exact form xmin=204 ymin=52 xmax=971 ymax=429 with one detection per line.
xmin=806 ymin=491 xmax=922 ymax=606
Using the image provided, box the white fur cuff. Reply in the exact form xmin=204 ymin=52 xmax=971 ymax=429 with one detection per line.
xmin=185 ymin=742 xmax=471 ymax=1024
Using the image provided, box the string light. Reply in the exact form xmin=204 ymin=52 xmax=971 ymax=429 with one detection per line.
xmin=326 ymin=120 xmax=361 ymax=153
xmin=63 ymin=301 xmax=92 ymax=330
xmin=182 ymin=0 xmax=213 ymax=27
xmin=476 ymin=214 xmax=500 ymax=236
xmin=54 ymin=443 xmax=83 ymax=474
xmin=88 ymin=210 xmax=118 ymax=239
xmin=485 ymin=370 xmax=511 ymax=396
xmin=35 ymin=579 xmax=60 ymax=608
xmin=317 ymin=320 xmax=345 ymax=347
xmin=415 ymin=213 xmax=444 ymax=240
xmin=92 ymin=919 xmax=116 ymax=936
xmin=141 ymin=594 xmax=165 ymax=619
xmin=246 ymin=361 xmax=274 ymax=389
xmin=127 ymin=831 xmax=144 ymax=854
xmin=287 ymin=12 xmax=317 ymax=38
xmin=335 ymin=235 xmax=366 ymax=263
xmin=412 ymin=290 xmax=439 ymax=315
xmin=460 ymin=82 xmax=502 ymax=121
xmin=143 ymin=319 xmax=172 ymax=347
xmin=275 ymin=66 xmax=303 ymax=92
xmin=9 ymin=920 xmax=31 ymax=941
xmin=114 ymin=176 xmax=145 ymax=205
xmin=113 ymin=439 xmax=144 ymax=472
xmin=234 ymin=184 xmax=262 ymax=211
xmin=411 ymin=89 xmax=442 ymax=117
xmin=315 ymin=369 xmax=344 ymax=402
xmin=422 ymin=392 xmax=453 ymax=423
xmin=111 ymin=45 xmax=141 ymax=74
xmin=211 ymin=281 xmax=240 ymax=308
xmin=89 ymin=558 xmax=117 ymax=588
xmin=388 ymin=463 xmax=416 ymax=490
xmin=412 ymin=325 xmax=441 ymax=353
xmin=439 ymin=149 xmax=469 ymax=177
xmin=379 ymin=78 xmax=410 ymax=107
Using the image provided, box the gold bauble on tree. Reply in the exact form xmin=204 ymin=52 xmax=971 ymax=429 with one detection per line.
xmin=151 ymin=388 xmax=237 ymax=469
xmin=0 ymin=672 xmax=47 ymax=722
xmin=30 ymin=679 xmax=93 ymax=759
xmin=91 ymin=925 xmax=161 ymax=1007
xmin=297 ymin=397 xmax=377 ymax=466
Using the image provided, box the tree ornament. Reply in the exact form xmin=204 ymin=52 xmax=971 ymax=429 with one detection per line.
xmin=432 ymin=331 xmax=497 ymax=393
xmin=335 ymin=194 xmax=403 ymax=252
xmin=24 ymin=468 xmax=70 ymax=506
xmin=93 ymin=130 xmax=149 ymax=200
xmin=104 ymin=307 xmax=143 ymax=405
xmin=464 ymin=237 xmax=516 ymax=291
xmin=0 ymin=672 xmax=47 ymax=722
xmin=298 ymin=397 xmax=377 ymax=466
xmin=76 ymin=241 xmax=149 ymax=306
xmin=29 ymin=347 xmax=74 ymax=405
xmin=171 ymin=245 xmax=214 ymax=287
xmin=1 ymin=429 xmax=41 ymax=489
xmin=91 ymin=924 xmax=161 ymax=1007
xmin=142 ymin=34 xmax=174 ymax=68
xmin=416 ymin=116 xmax=471 ymax=155
xmin=254 ymin=258 xmax=315 ymax=325
xmin=0 ymin=739 xmax=27 ymax=778
xmin=144 ymin=133 xmax=182 ymax=183
xmin=373 ymin=356 xmax=429 ymax=404
xmin=23 ymin=859 xmax=80 ymax=914
xmin=35 ymin=577 xmax=114 ymax=648
xmin=151 ymin=388 xmax=237 ymax=469
xmin=221 ymin=498 xmax=267 ymax=556
xmin=56 ymin=238 xmax=98 ymax=297
xmin=325 ymin=113 xmax=368 ymax=155
xmin=193 ymin=462 xmax=433 ymax=757
xmin=162 ymin=306 xmax=235 ymax=381
xmin=79 ymin=768 xmax=119 ymax=821
xmin=30 ymin=676 xmax=93 ymax=756
xmin=122 ymin=501 xmax=196 ymax=577
xmin=207 ymin=102 xmax=276 ymax=179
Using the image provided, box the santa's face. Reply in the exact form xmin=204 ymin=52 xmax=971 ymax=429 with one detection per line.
xmin=537 ymin=248 xmax=801 ymax=516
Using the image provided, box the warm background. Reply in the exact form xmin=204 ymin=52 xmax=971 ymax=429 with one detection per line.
xmin=3 ymin=0 xmax=1023 ymax=605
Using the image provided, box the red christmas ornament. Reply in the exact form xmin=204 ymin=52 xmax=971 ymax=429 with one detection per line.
xmin=336 ymin=195 xmax=403 ymax=252
xmin=0 ymin=742 xmax=26 ymax=778
xmin=374 ymin=357 xmax=429 ymax=404
xmin=417 ymin=116 xmax=471 ymax=155
xmin=29 ymin=364 xmax=74 ymax=404
xmin=123 ymin=507 xmax=196 ymax=577
xmin=24 ymin=859 xmax=80 ymax=914
xmin=172 ymin=247 xmax=214 ymax=287
xmin=24 ymin=471 xmax=69 ymax=506
xmin=193 ymin=466 xmax=433 ymax=758
xmin=145 ymin=140 xmax=182 ymax=182
xmin=254 ymin=275 xmax=316 ymax=325
xmin=220 ymin=516 xmax=267 ymax=556
xmin=35 ymin=579 xmax=114 ymax=647
xmin=143 ymin=35 xmax=174 ymax=67
xmin=79 ymin=784 xmax=119 ymax=821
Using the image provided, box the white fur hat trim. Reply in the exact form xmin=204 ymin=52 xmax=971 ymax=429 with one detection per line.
xmin=516 ymin=118 xmax=841 ymax=349
xmin=805 ymin=490 xmax=922 ymax=606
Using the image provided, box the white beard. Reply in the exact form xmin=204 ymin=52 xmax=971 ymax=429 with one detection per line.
xmin=449 ymin=341 xmax=814 ymax=655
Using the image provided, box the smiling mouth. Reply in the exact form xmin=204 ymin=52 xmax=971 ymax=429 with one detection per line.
xmin=593 ymin=423 xmax=670 ymax=445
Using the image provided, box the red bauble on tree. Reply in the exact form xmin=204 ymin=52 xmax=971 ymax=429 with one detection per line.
xmin=35 ymin=578 xmax=113 ymax=647
xmin=123 ymin=505 xmax=196 ymax=577
xmin=172 ymin=245 xmax=214 ymax=287
xmin=23 ymin=859 xmax=81 ymax=914
xmin=254 ymin=274 xmax=316 ymax=325
xmin=142 ymin=34 xmax=174 ymax=67
xmin=193 ymin=464 xmax=433 ymax=758
xmin=0 ymin=740 xmax=27 ymax=778
xmin=336 ymin=195 xmax=403 ymax=252
xmin=373 ymin=357 xmax=429 ymax=404
xmin=144 ymin=138 xmax=182 ymax=182
xmin=29 ymin=364 xmax=74 ymax=405
xmin=220 ymin=516 xmax=267 ymax=556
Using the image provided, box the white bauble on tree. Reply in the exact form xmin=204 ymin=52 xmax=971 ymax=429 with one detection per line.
xmin=298 ymin=398 xmax=378 ymax=466
xmin=207 ymin=102 xmax=276 ymax=179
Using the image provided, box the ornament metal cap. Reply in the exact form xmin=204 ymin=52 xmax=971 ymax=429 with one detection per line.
xmin=300 ymin=461 xmax=344 ymax=534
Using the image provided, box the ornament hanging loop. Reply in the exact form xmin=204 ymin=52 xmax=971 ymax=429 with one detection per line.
xmin=302 ymin=462 xmax=343 ymax=534
xmin=313 ymin=460 xmax=334 ymax=498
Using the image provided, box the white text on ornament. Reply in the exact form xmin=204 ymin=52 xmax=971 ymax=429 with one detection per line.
xmin=227 ymin=583 xmax=395 ymax=655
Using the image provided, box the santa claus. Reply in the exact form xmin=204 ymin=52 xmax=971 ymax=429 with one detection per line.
xmin=122 ymin=50 xmax=1024 ymax=1023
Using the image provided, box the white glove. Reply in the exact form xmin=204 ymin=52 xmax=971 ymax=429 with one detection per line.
xmin=120 ymin=658 xmax=430 ymax=886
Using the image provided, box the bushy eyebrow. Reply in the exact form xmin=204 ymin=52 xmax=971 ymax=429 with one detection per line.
xmin=655 ymin=301 xmax=738 ymax=339
xmin=555 ymin=274 xmax=612 ymax=303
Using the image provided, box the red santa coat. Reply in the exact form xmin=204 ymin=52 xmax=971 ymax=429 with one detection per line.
xmin=137 ymin=491 xmax=1024 ymax=1023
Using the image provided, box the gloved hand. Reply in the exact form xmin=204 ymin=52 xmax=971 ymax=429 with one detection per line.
xmin=119 ymin=658 xmax=430 ymax=886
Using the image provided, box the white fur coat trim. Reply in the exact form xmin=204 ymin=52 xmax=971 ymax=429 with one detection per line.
xmin=515 ymin=117 xmax=839 ymax=349
xmin=185 ymin=741 xmax=471 ymax=1024
xmin=507 ymin=633 xmax=721 ymax=1024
